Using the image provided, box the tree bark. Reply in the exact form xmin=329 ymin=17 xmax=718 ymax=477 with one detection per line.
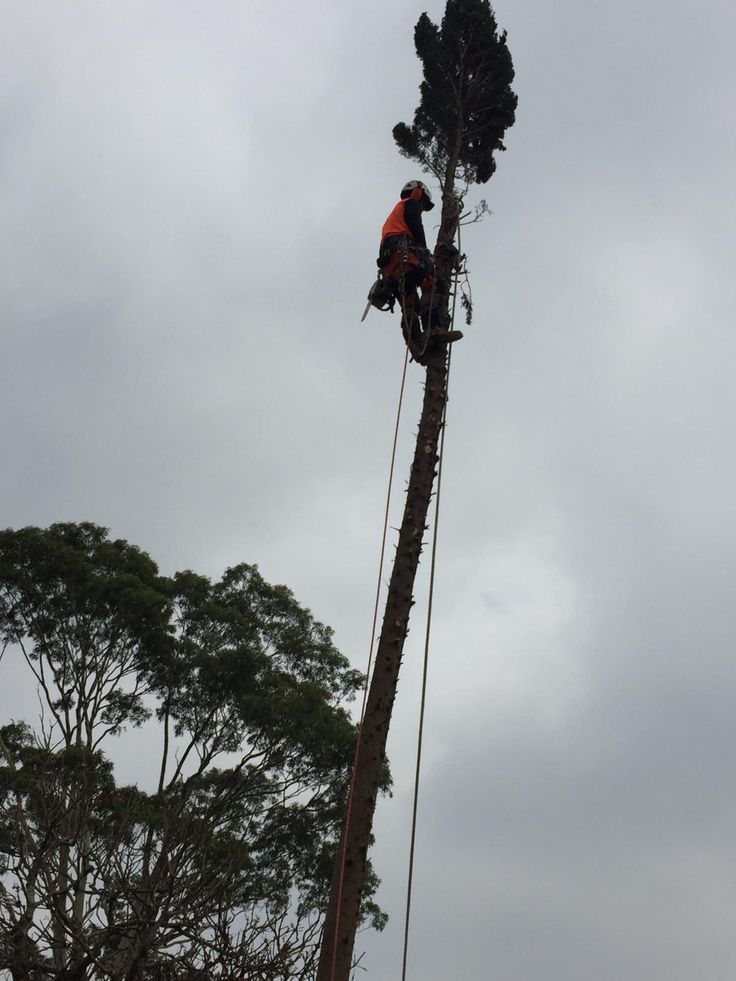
xmin=316 ymin=182 xmax=460 ymax=981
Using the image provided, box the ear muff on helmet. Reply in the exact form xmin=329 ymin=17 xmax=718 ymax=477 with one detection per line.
xmin=400 ymin=180 xmax=435 ymax=210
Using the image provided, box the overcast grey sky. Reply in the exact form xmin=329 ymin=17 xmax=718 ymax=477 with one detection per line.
xmin=2 ymin=1 xmax=736 ymax=978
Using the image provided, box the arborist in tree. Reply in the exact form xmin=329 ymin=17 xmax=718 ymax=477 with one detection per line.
xmin=377 ymin=180 xmax=436 ymax=329
xmin=364 ymin=179 xmax=462 ymax=362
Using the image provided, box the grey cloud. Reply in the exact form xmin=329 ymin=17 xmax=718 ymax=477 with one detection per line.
xmin=3 ymin=1 xmax=736 ymax=978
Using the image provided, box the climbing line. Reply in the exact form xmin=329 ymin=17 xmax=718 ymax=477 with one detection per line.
xmin=328 ymin=341 xmax=410 ymax=981
xmin=396 ymin=244 xmax=436 ymax=364
xmin=400 ymin=226 xmax=462 ymax=981
xmin=359 ymin=341 xmax=410 ymax=725
xmin=330 ymin=226 xmax=462 ymax=981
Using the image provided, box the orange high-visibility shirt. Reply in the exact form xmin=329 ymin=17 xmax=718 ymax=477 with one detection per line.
xmin=380 ymin=187 xmax=424 ymax=244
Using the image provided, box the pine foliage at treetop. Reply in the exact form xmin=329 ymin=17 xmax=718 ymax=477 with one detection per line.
xmin=393 ymin=0 xmax=517 ymax=186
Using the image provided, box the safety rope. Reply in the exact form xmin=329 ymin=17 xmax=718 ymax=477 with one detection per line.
xmin=330 ymin=222 xmax=462 ymax=981
xmin=400 ymin=222 xmax=463 ymax=981
xmin=328 ymin=342 xmax=410 ymax=981
xmin=393 ymin=240 xmax=436 ymax=364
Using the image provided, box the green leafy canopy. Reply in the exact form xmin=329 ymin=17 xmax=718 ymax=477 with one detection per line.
xmin=0 ymin=522 xmax=384 ymax=980
xmin=393 ymin=0 xmax=517 ymax=186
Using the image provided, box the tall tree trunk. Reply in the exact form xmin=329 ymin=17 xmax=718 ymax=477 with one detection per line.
xmin=316 ymin=184 xmax=460 ymax=981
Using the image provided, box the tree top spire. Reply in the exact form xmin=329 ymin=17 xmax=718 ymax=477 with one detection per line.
xmin=393 ymin=0 xmax=517 ymax=188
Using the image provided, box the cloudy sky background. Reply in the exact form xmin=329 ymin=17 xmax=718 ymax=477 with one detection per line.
xmin=2 ymin=0 xmax=736 ymax=978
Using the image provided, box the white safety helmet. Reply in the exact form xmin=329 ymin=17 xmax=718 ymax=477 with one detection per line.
xmin=401 ymin=179 xmax=435 ymax=210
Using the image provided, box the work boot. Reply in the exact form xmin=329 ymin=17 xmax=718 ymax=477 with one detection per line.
xmin=429 ymin=328 xmax=464 ymax=344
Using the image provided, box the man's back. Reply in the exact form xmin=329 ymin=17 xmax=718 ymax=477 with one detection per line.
xmin=381 ymin=188 xmax=427 ymax=248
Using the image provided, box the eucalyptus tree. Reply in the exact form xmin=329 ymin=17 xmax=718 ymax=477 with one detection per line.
xmin=0 ymin=522 xmax=382 ymax=981
xmin=317 ymin=3 xmax=517 ymax=978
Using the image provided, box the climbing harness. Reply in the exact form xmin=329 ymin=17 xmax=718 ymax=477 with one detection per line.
xmin=363 ymin=238 xmax=446 ymax=364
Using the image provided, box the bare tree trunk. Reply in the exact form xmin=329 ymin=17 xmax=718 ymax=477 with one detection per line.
xmin=316 ymin=182 xmax=460 ymax=981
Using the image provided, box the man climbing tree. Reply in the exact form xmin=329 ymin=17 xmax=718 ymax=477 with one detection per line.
xmin=318 ymin=2 xmax=516 ymax=979
xmin=377 ymin=180 xmax=463 ymax=362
